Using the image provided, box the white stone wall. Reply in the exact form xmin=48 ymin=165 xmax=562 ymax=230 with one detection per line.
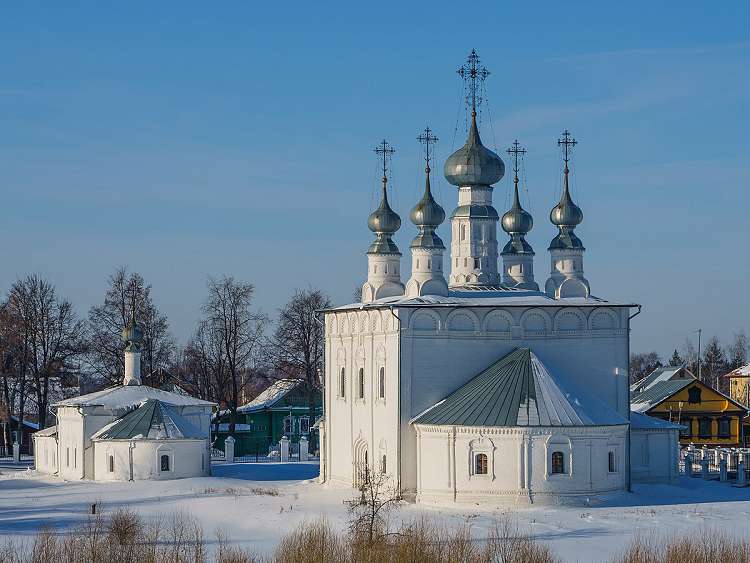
xmin=324 ymin=303 xmax=631 ymax=499
xmin=631 ymin=427 xmax=680 ymax=483
xmin=33 ymin=435 xmax=58 ymax=474
xmin=92 ymin=439 xmax=209 ymax=481
xmin=324 ymin=309 xmax=401 ymax=488
xmin=363 ymin=254 xmax=404 ymax=303
xmin=415 ymin=424 xmax=628 ymax=505
xmin=546 ymin=248 xmax=590 ymax=298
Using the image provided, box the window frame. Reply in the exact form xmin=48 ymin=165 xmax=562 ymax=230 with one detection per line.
xmin=160 ymin=454 xmax=171 ymax=472
xmin=358 ymin=368 xmax=365 ymax=400
xmin=378 ymin=367 xmax=386 ymax=400
xmin=718 ymin=417 xmax=731 ymax=438
xmin=339 ymin=367 xmax=346 ymax=399
xmin=299 ymin=416 xmax=310 ymax=434
xmin=698 ymin=416 xmax=712 ymax=438
xmin=475 ymin=453 xmax=488 ymax=475
xmin=551 ymin=451 xmax=565 ymax=475
xmin=608 ymin=450 xmax=617 ymax=473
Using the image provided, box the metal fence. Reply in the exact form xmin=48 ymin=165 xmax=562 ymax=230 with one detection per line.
xmin=211 ymin=439 xmax=318 ymax=463
xmin=0 ymin=443 xmax=31 ymax=460
xmin=680 ymin=446 xmax=750 ymax=484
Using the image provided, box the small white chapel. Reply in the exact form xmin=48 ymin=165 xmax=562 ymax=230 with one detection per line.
xmin=34 ymin=316 xmax=214 ymax=481
xmin=318 ymin=50 xmax=680 ymax=505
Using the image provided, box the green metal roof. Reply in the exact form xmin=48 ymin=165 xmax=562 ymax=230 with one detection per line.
xmin=92 ymin=399 xmax=204 ymax=440
xmin=413 ymin=348 xmax=627 ymax=427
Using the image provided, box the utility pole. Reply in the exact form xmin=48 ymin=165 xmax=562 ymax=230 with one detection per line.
xmin=695 ymin=328 xmax=702 ymax=382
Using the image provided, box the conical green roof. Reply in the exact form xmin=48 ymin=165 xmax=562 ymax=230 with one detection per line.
xmin=92 ymin=399 xmax=205 ymax=440
xmin=413 ymin=348 xmax=627 ymax=427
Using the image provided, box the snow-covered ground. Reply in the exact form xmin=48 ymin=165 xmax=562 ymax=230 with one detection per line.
xmin=2 ymin=460 xmax=749 ymax=562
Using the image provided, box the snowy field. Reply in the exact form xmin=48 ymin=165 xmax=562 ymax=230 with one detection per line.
xmin=2 ymin=460 xmax=750 ymax=562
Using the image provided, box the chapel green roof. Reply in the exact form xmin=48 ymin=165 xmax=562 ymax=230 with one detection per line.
xmin=92 ymin=399 xmax=204 ymax=440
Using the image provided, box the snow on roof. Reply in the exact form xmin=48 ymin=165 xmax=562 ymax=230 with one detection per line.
xmin=630 ymin=366 xmax=692 ymax=394
xmin=237 ymin=379 xmax=300 ymax=414
xmin=630 ymin=411 xmax=684 ymax=430
xmin=53 ymin=384 xmax=215 ymax=409
xmin=10 ymin=416 xmax=39 ymax=430
xmin=34 ymin=425 xmax=57 ymax=437
xmin=725 ymin=364 xmax=750 ymax=378
xmin=92 ymin=400 xmax=205 ymax=440
xmin=327 ymin=291 xmax=637 ymax=312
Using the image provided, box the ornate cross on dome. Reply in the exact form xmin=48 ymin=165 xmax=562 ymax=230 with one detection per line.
xmin=417 ymin=126 xmax=438 ymax=174
xmin=506 ymin=139 xmax=526 ymax=180
xmin=374 ymin=139 xmax=395 ymax=186
xmin=557 ymin=129 xmax=578 ymax=164
xmin=457 ymin=49 xmax=490 ymax=116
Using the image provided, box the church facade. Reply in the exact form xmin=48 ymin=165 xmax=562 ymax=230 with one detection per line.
xmin=318 ymin=50 xmax=679 ymax=505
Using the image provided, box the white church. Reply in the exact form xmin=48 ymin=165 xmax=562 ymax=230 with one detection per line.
xmin=34 ymin=315 xmax=214 ymax=481
xmin=318 ymin=50 xmax=680 ymax=505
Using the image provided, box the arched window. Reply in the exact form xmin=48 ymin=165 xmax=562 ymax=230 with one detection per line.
xmin=608 ymin=451 xmax=616 ymax=473
xmin=108 ymin=455 xmax=114 ymax=473
xmin=378 ymin=367 xmax=385 ymax=399
xmin=381 ymin=455 xmax=387 ymax=474
xmin=461 ymin=224 xmax=467 ymax=241
xmin=475 ymin=453 xmax=488 ymax=475
xmin=551 ymin=451 xmax=565 ymax=474
xmin=384 ymin=263 xmax=388 ymax=274
xmin=416 ymin=259 xmax=420 ymax=269
xmin=160 ymin=454 xmax=171 ymax=472
xmin=339 ymin=368 xmax=346 ymax=398
xmin=358 ymin=368 xmax=365 ymax=399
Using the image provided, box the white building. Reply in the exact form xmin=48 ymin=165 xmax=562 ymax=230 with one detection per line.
xmin=34 ymin=317 xmax=214 ymax=481
xmin=318 ymin=50 xmax=680 ymax=505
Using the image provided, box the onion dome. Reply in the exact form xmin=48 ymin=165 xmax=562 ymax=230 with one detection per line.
xmin=367 ymin=181 xmax=402 ymax=255
xmin=549 ymin=161 xmax=585 ymax=251
xmin=444 ymin=113 xmax=505 ymax=187
xmin=122 ymin=315 xmax=143 ymax=352
xmin=410 ymin=167 xmax=445 ymax=249
xmin=502 ymin=184 xmax=533 ymax=235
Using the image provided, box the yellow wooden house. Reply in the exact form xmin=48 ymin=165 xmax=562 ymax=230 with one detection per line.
xmin=723 ymin=364 xmax=750 ymax=407
xmin=631 ymin=366 xmax=747 ymax=447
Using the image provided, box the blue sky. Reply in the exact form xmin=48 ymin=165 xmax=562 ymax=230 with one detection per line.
xmin=0 ymin=2 xmax=748 ymax=356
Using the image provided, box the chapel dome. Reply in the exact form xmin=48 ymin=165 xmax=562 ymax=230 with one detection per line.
xmin=367 ymin=192 xmax=401 ymax=234
xmin=444 ymin=114 xmax=505 ymax=187
xmin=550 ymin=187 xmax=583 ymax=227
xmin=410 ymin=177 xmax=445 ymax=227
xmin=502 ymin=189 xmax=533 ymax=235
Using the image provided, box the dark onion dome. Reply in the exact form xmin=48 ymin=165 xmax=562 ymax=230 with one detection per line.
xmin=501 ymin=185 xmax=533 ymax=235
xmin=410 ymin=169 xmax=445 ymax=250
xmin=444 ymin=113 xmax=505 ymax=187
xmin=367 ymin=182 xmax=402 ymax=255
xmin=122 ymin=317 xmax=143 ymax=351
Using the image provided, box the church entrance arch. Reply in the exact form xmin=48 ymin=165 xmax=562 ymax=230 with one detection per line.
xmin=353 ymin=439 xmax=369 ymax=488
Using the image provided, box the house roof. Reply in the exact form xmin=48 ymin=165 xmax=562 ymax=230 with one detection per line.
xmin=630 ymin=366 xmax=691 ymax=394
xmin=53 ymin=384 xmax=215 ymax=409
xmin=412 ymin=348 xmax=628 ymax=428
xmin=34 ymin=425 xmax=57 ymax=437
xmin=630 ymin=411 xmax=684 ymax=430
xmin=630 ymin=379 xmax=693 ymax=412
xmin=92 ymin=399 xmax=205 ymax=440
xmin=10 ymin=416 xmax=39 ymax=430
xmin=724 ymin=364 xmax=750 ymax=378
xmin=237 ymin=379 xmax=301 ymax=414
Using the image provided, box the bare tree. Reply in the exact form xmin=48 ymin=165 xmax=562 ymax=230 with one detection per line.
xmin=268 ymin=288 xmax=331 ymax=413
xmin=87 ymin=267 xmax=175 ymax=387
xmin=346 ymin=462 xmax=400 ymax=546
xmin=702 ymin=336 xmax=727 ymax=389
xmin=681 ymin=338 xmax=700 ymax=376
xmin=629 ymin=351 xmax=662 ymax=385
xmin=5 ymin=276 xmax=86 ymax=429
xmin=200 ymin=276 xmax=268 ymax=435
xmin=727 ymin=331 xmax=749 ymax=370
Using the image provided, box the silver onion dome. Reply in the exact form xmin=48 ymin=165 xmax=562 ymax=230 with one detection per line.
xmin=502 ymin=185 xmax=533 ymax=235
xmin=550 ymin=184 xmax=583 ymax=227
xmin=368 ymin=187 xmax=401 ymax=235
xmin=444 ymin=113 xmax=505 ymax=187
xmin=410 ymin=168 xmax=445 ymax=250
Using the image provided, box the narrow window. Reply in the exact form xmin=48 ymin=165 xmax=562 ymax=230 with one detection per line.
xmin=551 ymin=451 xmax=565 ymax=474
xmin=461 ymin=224 xmax=467 ymax=241
xmin=283 ymin=416 xmax=292 ymax=435
xmin=427 ymin=259 xmax=431 ymax=270
xmin=160 ymin=454 xmax=170 ymax=472
xmin=719 ymin=417 xmax=731 ymax=438
xmin=108 ymin=455 xmax=114 ymax=473
xmin=340 ymin=368 xmax=345 ymax=398
xmin=384 ymin=263 xmax=388 ymax=274
xmin=300 ymin=416 xmax=310 ymax=434
xmin=699 ymin=417 xmax=712 ymax=438
xmin=475 ymin=453 xmax=488 ymax=475
xmin=416 ymin=259 xmax=420 ymax=269
xmin=373 ymin=265 xmax=377 ymax=274
xmin=381 ymin=455 xmax=387 ymax=474
xmin=474 ymin=258 xmax=480 ymax=269
xmin=379 ymin=367 xmax=385 ymax=399
xmin=608 ymin=451 xmax=616 ymax=473
xmin=463 ymin=257 xmax=468 ymax=267
xmin=66 ymin=447 xmax=70 ymax=467
xmin=358 ymin=368 xmax=365 ymax=399
xmin=74 ymin=448 xmax=77 ymax=468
